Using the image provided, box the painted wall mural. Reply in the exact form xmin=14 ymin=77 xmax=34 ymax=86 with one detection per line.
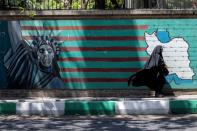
xmin=0 ymin=19 xmax=197 ymax=89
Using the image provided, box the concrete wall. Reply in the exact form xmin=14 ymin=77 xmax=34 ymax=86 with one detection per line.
xmin=0 ymin=10 xmax=197 ymax=90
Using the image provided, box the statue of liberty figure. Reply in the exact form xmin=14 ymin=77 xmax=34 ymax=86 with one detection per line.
xmin=4 ymin=21 xmax=65 ymax=89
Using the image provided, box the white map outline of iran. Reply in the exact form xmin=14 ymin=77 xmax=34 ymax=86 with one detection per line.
xmin=145 ymin=31 xmax=194 ymax=80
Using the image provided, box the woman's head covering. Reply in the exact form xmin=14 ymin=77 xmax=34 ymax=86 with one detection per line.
xmin=144 ymin=45 xmax=163 ymax=69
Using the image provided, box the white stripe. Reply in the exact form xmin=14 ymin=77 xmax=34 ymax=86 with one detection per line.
xmin=16 ymin=101 xmax=65 ymax=116
xmin=115 ymin=100 xmax=169 ymax=115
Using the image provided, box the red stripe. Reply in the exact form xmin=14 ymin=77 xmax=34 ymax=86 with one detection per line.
xmin=21 ymin=25 xmax=148 ymax=30
xmin=23 ymin=36 xmax=145 ymax=41
xmin=58 ymin=57 xmax=148 ymax=62
xmin=60 ymin=47 xmax=146 ymax=51
xmin=60 ymin=68 xmax=141 ymax=72
xmin=62 ymin=78 xmax=128 ymax=82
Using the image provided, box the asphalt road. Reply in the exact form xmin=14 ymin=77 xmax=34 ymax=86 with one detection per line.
xmin=0 ymin=115 xmax=197 ymax=131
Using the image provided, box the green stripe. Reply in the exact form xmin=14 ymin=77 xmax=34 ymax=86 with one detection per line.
xmin=60 ymin=72 xmax=135 ymax=78
xmin=25 ymin=40 xmax=147 ymax=47
xmin=22 ymin=30 xmax=145 ymax=37
xmin=63 ymin=84 xmax=130 ymax=89
xmin=0 ymin=103 xmax=16 ymax=115
xmin=61 ymin=41 xmax=147 ymax=47
xmin=20 ymin=19 xmax=148 ymax=26
xmin=189 ymin=61 xmax=197 ymax=65
xmin=20 ymin=19 xmax=197 ymax=27
xmin=59 ymin=51 xmax=148 ymax=58
xmin=58 ymin=61 xmax=145 ymax=68
xmin=170 ymin=100 xmax=197 ymax=114
xmin=20 ymin=20 xmax=44 ymax=26
xmin=64 ymin=82 xmax=133 ymax=89
xmin=166 ymin=29 xmax=197 ymax=37
xmin=168 ymin=81 xmax=197 ymax=89
xmin=63 ymin=82 xmax=147 ymax=89
xmin=145 ymin=19 xmax=197 ymax=26
xmin=189 ymin=51 xmax=197 ymax=56
xmin=189 ymin=56 xmax=197 ymax=60
xmin=65 ymin=101 xmax=115 ymax=115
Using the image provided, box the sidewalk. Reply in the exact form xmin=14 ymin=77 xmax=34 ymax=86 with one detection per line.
xmin=1 ymin=114 xmax=197 ymax=131
xmin=1 ymin=95 xmax=197 ymax=116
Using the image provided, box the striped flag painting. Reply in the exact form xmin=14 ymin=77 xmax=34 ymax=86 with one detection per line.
xmin=20 ymin=20 xmax=149 ymax=89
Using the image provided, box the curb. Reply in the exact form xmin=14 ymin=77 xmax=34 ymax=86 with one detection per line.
xmin=116 ymin=100 xmax=169 ymax=115
xmin=0 ymin=98 xmax=197 ymax=115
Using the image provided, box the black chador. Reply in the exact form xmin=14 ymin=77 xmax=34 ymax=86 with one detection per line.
xmin=128 ymin=45 xmax=169 ymax=97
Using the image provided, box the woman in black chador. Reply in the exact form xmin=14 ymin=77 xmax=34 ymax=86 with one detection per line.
xmin=128 ymin=45 xmax=169 ymax=97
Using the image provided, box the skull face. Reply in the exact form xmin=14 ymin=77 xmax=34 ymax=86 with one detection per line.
xmin=37 ymin=44 xmax=54 ymax=68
